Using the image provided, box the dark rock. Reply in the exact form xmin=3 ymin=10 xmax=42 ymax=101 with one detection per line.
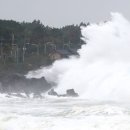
xmin=0 ymin=73 xmax=52 ymax=95
xmin=48 ymin=89 xmax=58 ymax=96
xmin=66 ymin=89 xmax=79 ymax=97
xmin=48 ymin=88 xmax=79 ymax=97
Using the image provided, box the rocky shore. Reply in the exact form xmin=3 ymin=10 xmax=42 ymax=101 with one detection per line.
xmin=48 ymin=88 xmax=79 ymax=97
xmin=0 ymin=73 xmax=79 ymax=98
xmin=0 ymin=73 xmax=52 ymax=95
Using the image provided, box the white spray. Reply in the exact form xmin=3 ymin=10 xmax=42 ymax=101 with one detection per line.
xmin=26 ymin=13 xmax=130 ymax=102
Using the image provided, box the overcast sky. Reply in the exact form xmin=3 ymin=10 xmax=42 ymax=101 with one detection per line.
xmin=0 ymin=0 xmax=129 ymax=27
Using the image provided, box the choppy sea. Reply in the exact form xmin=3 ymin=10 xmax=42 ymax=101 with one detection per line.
xmin=0 ymin=94 xmax=130 ymax=130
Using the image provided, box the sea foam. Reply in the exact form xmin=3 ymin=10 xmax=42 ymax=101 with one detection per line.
xmin=26 ymin=13 xmax=130 ymax=102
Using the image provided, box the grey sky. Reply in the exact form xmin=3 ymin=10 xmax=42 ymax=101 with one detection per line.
xmin=0 ymin=0 xmax=129 ymax=27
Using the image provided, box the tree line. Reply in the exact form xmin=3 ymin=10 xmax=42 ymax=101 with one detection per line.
xmin=0 ymin=19 xmax=87 ymax=47
xmin=0 ymin=19 xmax=88 ymax=72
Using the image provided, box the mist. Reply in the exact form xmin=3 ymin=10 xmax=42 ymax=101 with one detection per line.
xmin=27 ymin=13 xmax=130 ymax=102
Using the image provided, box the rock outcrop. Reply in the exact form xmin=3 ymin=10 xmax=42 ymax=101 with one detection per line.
xmin=0 ymin=73 xmax=52 ymax=95
xmin=66 ymin=89 xmax=79 ymax=97
xmin=48 ymin=88 xmax=79 ymax=97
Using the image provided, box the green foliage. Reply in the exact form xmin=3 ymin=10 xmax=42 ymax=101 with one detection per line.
xmin=0 ymin=19 xmax=84 ymax=46
xmin=0 ymin=20 xmax=24 ymax=44
xmin=0 ymin=19 xmax=88 ymax=72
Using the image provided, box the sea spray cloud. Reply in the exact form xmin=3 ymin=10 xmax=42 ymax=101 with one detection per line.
xmin=26 ymin=13 xmax=130 ymax=102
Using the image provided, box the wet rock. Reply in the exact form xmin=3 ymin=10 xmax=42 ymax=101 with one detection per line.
xmin=48 ymin=89 xmax=58 ymax=96
xmin=66 ymin=89 xmax=79 ymax=97
xmin=48 ymin=88 xmax=79 ymax=97
xmin=0 ymin=73 xmax=52 ymax=95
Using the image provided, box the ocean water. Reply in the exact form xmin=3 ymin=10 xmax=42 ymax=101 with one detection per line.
xmin=1 ymin=13 xmax=130 ymax=130
xmin=26 ymin=13 xmax=130 ymax=102
xmin=0 ymin=96 xmax=130 ymax=130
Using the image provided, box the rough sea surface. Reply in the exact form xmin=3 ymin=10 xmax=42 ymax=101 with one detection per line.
xmin=1 ymin=13 xmax=130 ymax=130
xmin=0 ymin=95 xmax=130 ymax=130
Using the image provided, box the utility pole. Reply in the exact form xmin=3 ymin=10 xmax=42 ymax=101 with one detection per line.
xmin=23 ymin=45 xmax=26 ymax=63
xmin=12 ymin=33 xmax=14 ymax=46
xmin=11 ymin=33 xmax=19 ymax=64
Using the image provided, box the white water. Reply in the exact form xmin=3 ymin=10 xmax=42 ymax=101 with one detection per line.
xmin=27 ymin=13 xmax=130 ymax=102
xmin=1 ymin=13 xmax=130 ymax=130
xmin=0 ymin=95 xmax=130 ymax=130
